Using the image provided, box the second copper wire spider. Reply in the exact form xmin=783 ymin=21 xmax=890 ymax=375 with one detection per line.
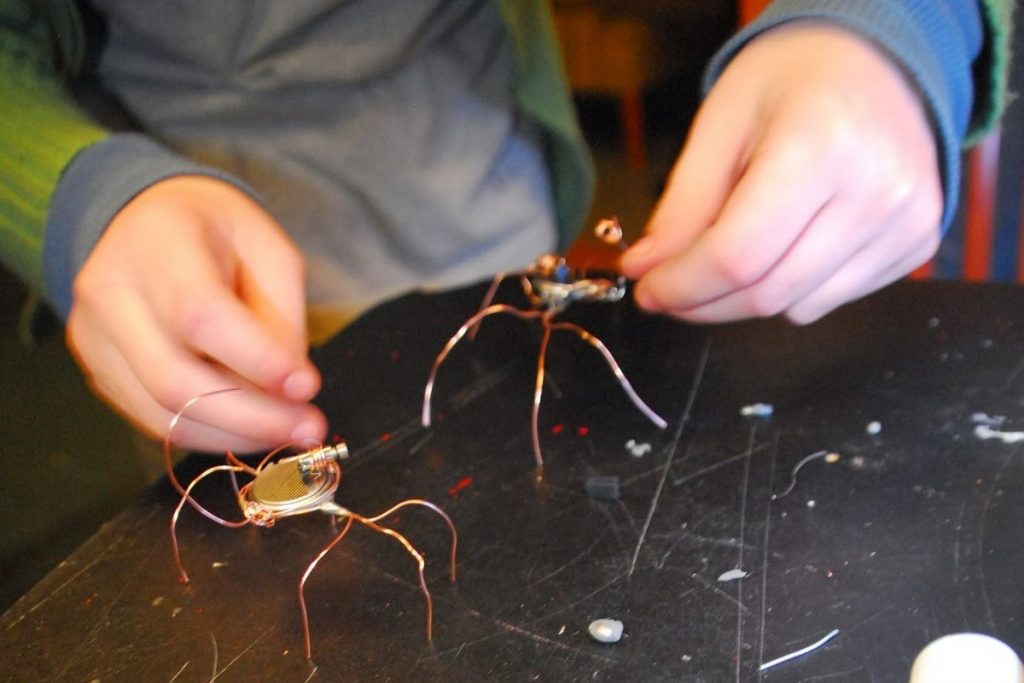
xmin=422 ymin=218 xmax=667 ymax=468
xmin=164 ymin=389 xmax=458 ymax=661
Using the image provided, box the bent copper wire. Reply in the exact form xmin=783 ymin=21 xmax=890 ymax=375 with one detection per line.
xmin=163 ymin=388 xmax=257 ymax=528
xmin=548 ymin=320 xmax=667 ymax=430
xmin=163 ymin=387 xmax=244 ymax=491
xmin=422 ymin=218 xmax=668 ymax=467
xmin=594 ymin=216 xmax=626 ymax=249
xmin=170 ymin=464 xmax=250 ymax=583
xmin=302 ymin=499 xmax=458 ymax=660
xmin=423 ymin=303 xmax=544 ymax=428
xmin=164 ymin=390 xmax=458 ymax=660
xmin=299 ymin=515 xmax=355 ymax=661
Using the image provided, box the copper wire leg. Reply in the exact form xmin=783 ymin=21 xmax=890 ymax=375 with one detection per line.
xmin=364 ymin=499 xmax=458 ymax=583
xmin=299 ymin=499 xmax=458 ymax=660
xmin=350 ymin=514 xmax=434 ymax=640
xmin=224 ymin=450 xmax=258 ymax=474
xmin=550 ymin=321 xmax=668 ymax=430
xmin=530 ymin=323 xmax=554 ymax=467
xmin=518 ymin=273 xmax=537 ymax=303
xmin=422 ymin=304 xmax=543 ymax=427
xmin=170 ymin=465 xmax=251 ymax=583
xmin=163 ymin=388 xmax=242 ymax=495
xmin=468 ymin=272 xmax=509 ymax=340
xmin=298 ymin=515 xmax=355 ymax=661
xmin=225 ymin=450 xmax=258 ymax=496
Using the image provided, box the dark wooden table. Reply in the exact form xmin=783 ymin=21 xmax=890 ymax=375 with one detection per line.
xmin=2 ymin=280 xmax=1022 ymax=682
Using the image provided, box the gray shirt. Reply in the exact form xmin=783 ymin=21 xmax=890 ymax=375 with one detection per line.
xmin=52 ymin=0 xmax=555 ymax=339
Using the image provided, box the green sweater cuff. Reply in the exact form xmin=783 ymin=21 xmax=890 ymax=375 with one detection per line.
xmin=0 ymin=46 xmax=106 ymax=293
xmin=967 ymin=0 xmax=1015 ymax=144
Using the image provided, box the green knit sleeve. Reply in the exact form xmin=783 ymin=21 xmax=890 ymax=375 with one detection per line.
xmin=966 ymin=0 xmax=1014 ymax=144
xmin=0 ymin=0 xmax=107 ymax=290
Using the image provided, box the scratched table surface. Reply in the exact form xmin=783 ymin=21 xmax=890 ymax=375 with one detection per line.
xmin=2 ymin=280 xmax=1023 ymax=682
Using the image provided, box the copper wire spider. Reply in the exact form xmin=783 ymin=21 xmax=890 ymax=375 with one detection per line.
xmin=422 ymin=218 xmax=667 ymax=468
xmin=163 ymin=389 xmax=458 ymax=661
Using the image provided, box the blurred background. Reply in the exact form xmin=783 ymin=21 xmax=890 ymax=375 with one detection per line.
xmin=2 ymin=0 xmax=1022 ymax=612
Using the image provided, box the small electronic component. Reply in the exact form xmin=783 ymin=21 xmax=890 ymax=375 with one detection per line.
xmin=584 ymin=475 xmax=621 ymax=501
xmin=243 ymin=445 xmax=346 ymax=523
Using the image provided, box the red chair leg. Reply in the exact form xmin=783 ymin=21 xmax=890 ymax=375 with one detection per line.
xmin=910 ymin=261 xmax=935 ymax=280
xmin=964 ymin=128 xmax=1001 ymax=281
xmin=738 ymin=0 xmax=771 ymax=25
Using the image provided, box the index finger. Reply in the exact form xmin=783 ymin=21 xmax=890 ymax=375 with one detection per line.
xmin=621 ymin=93 xmax=754 ymax=280
xmin=169 ymin=278 xmax=318 ymax=400
xmin=633 ymin=124 xmax=838 ymax=313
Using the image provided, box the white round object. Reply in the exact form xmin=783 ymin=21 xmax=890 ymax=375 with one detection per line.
xmin=588 ymin=619 xmax=624 ymax=644
xmin=910 ymin=633 xmax=1023 ymax=683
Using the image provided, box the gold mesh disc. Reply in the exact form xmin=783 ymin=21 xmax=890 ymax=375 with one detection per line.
xmin=251 ymin=460 xmax=314 ymax=503
xmin=244 ymin=455 xmax=341 ymax=517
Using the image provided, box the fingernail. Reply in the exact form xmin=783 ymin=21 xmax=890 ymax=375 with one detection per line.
xmin=282 ymin=369 xmax=318 ymax=400
xmin=633 ymin=283 xmax=660 ymax=312
xmin=621 ymin=236 xmax=655 ymax=269
xmin=291 ymin=416 xmax=325 ymax=445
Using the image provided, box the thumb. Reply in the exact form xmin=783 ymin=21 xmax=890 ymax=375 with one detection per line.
xmin=621 ymin=83 xmax=757 ymax=280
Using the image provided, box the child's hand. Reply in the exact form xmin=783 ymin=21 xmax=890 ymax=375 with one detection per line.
xmin=67 ymin=176 xmax=327 ymax=452
xmin=622 ymin=23 xmax=942 ymax=324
